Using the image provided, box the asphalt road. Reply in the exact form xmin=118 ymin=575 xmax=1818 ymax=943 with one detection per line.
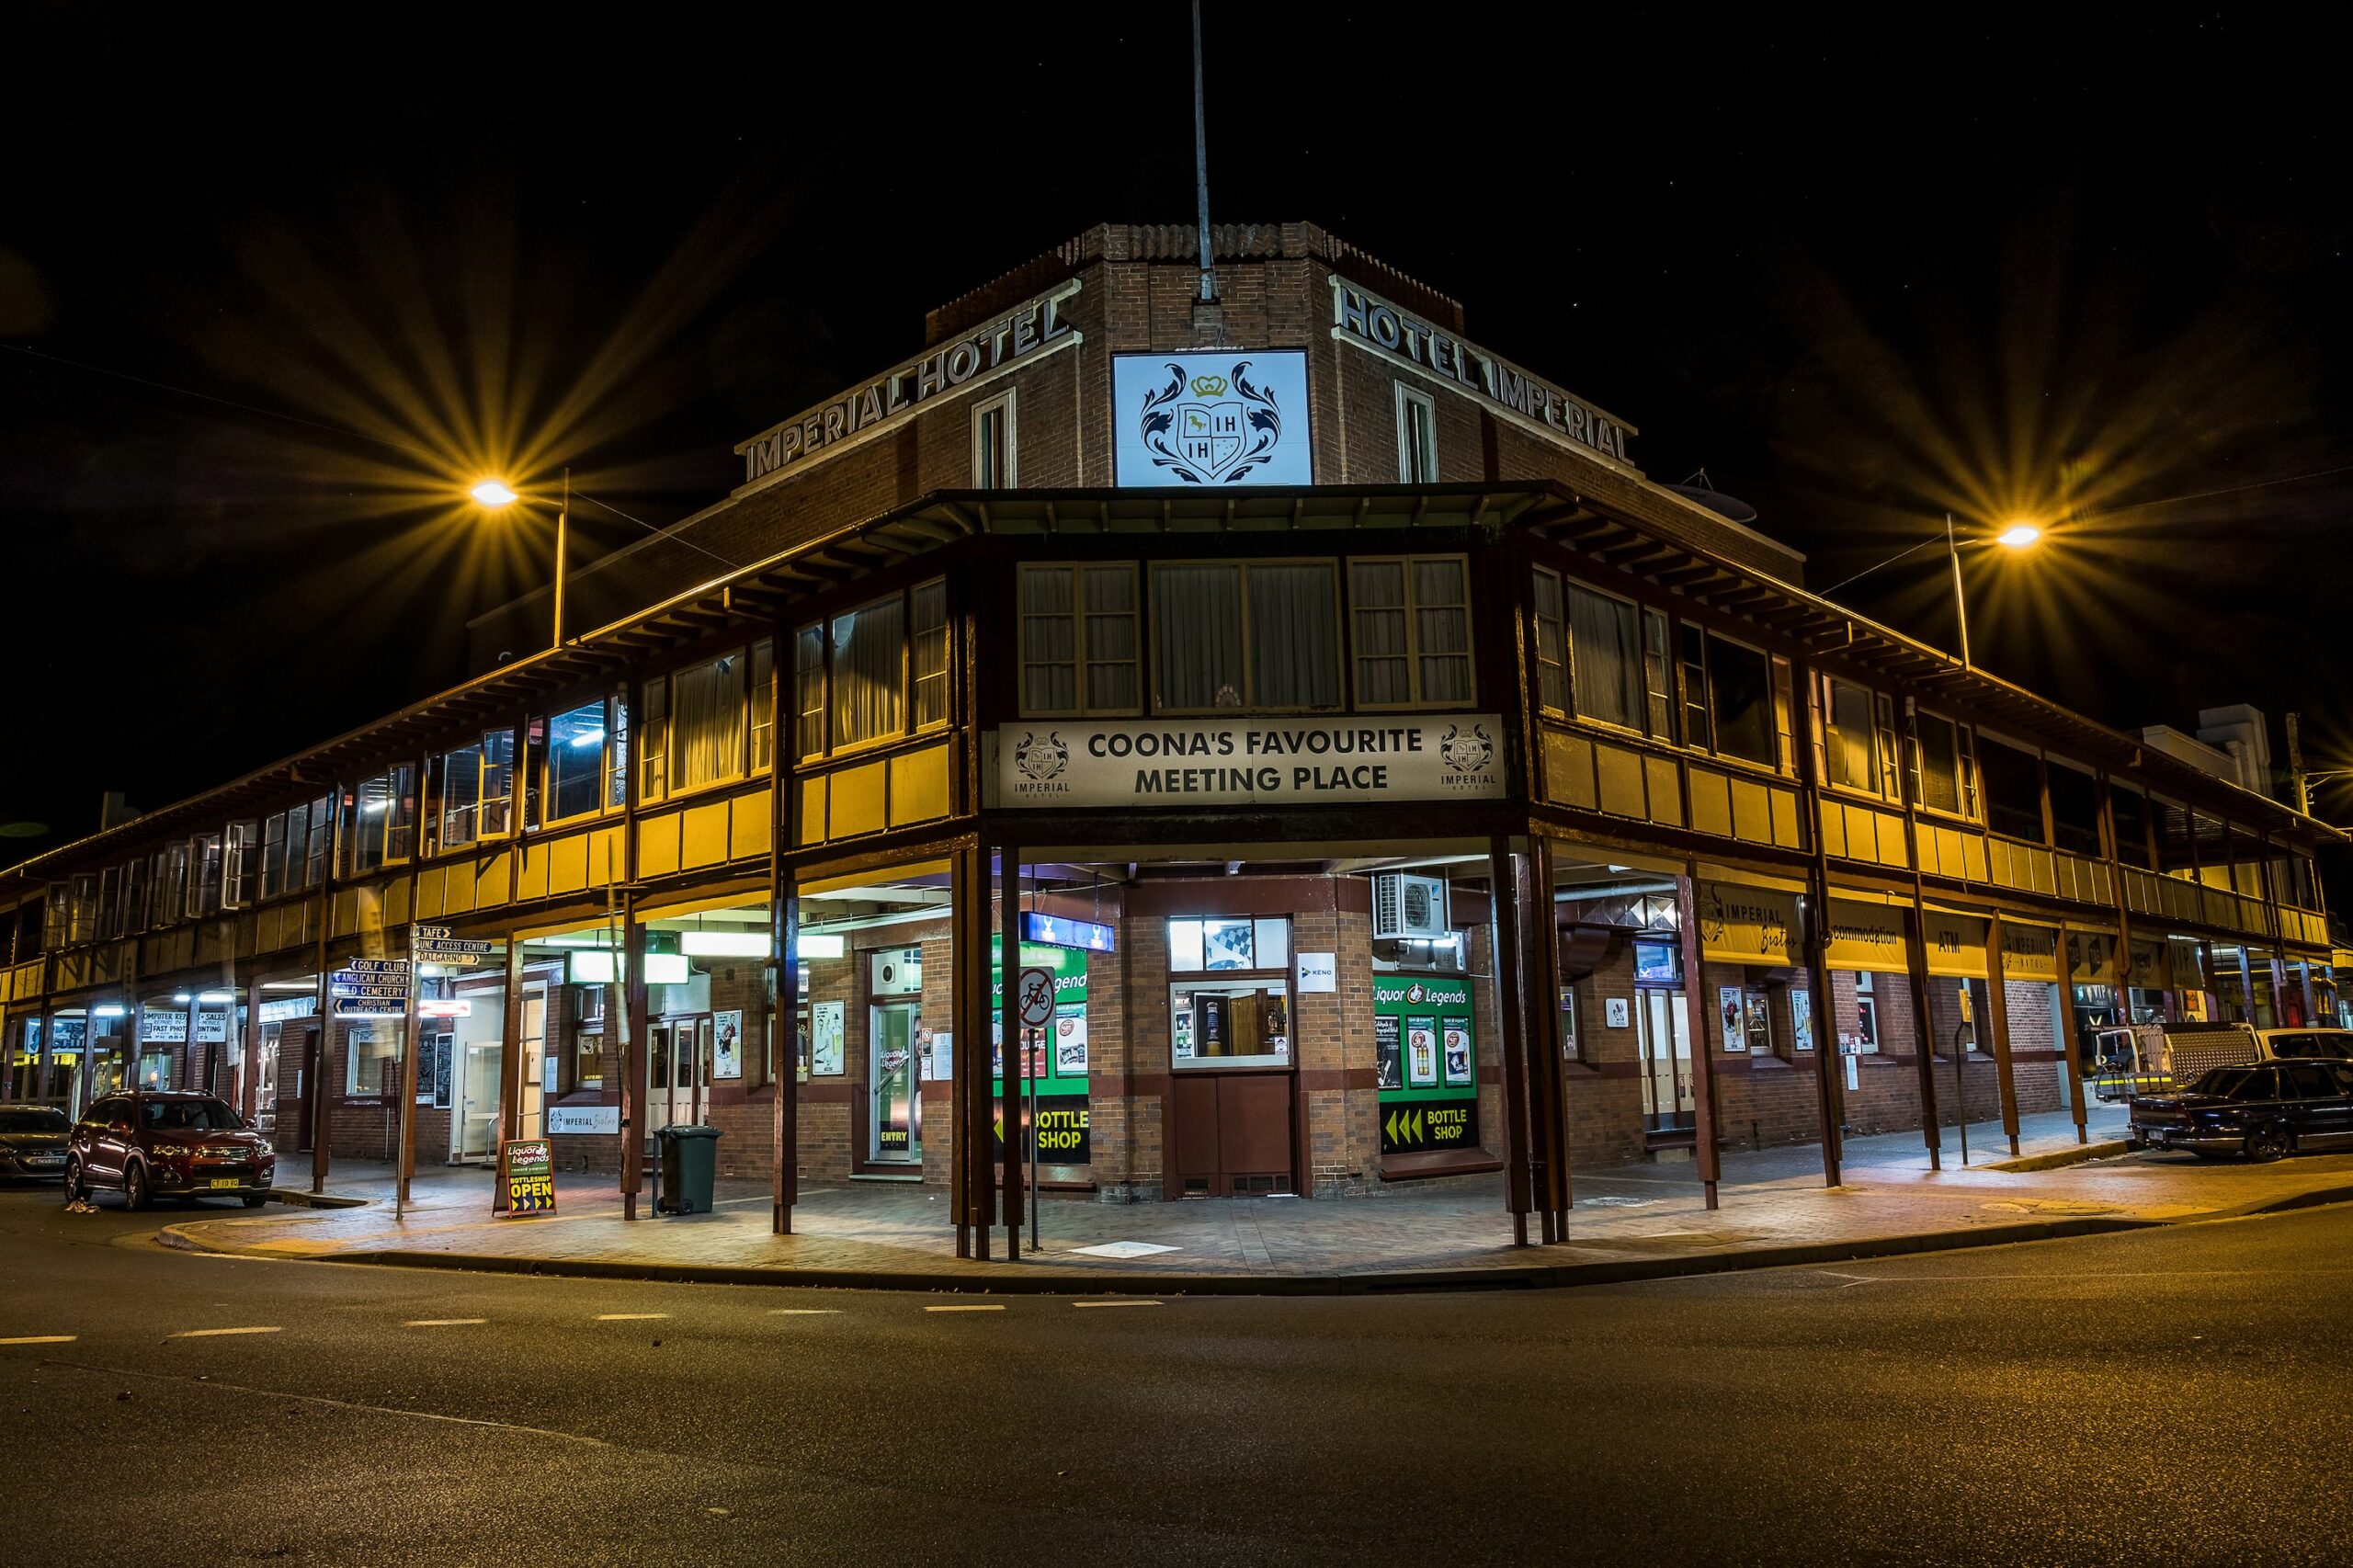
xmin=3 ymin=1186 xmax=2349 ymax=1567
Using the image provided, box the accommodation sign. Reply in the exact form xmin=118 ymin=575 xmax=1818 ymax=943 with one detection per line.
xmin=995 ymin=716 xmax=1506 ymax=808
xmin=1330 ymin=277 xmax=1635 ymax=466
xmin=734 ymin=279 xmax=1081 ymax=492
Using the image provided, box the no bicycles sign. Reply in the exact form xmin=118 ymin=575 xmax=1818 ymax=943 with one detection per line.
xmin=1016 ymin=966 xmax=1057 ymax=1029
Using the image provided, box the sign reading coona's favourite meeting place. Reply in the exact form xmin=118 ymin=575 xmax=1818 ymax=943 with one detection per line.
xmin=996 ymin=716 xmax=1506 ymax=808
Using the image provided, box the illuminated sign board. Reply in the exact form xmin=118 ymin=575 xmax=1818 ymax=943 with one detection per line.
xmin=1021 ymin=911 xmax=1115 ymax=953
xmin=1111 ymin=350 xmax=1313 ymax=486
xmin=995 ymin=715 xmax=1506 ymax=808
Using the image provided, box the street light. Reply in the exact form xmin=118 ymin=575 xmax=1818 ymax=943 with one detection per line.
xmin=469 ymin=471 xmax=569 ymax=649
xmin=1823 ymin=514 xmax=2044 ymax=669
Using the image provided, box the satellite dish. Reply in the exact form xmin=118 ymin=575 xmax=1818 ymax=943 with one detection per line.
xmin=0 ymin=821 xmax=46 ymax=839
xmin=1663 ymin=481 xmax=1760 ymax=526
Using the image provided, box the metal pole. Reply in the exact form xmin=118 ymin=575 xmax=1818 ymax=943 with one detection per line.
xmin=1190 ymin=0 xmax=1215 ymax=303
xmin=1946 ymin=513 xmax=1971 ymax=668
xmin=552 ymin=469 xmax=569 ymax=650
xmin=1952 ymin=1014 xmax=1969 ymax=1165
xmin=1675 ymin=861 xmax=1722 ymax=1211
xmin=997 ymin=846 xmax=1023 ymax=1258
xmin=1027 ymin=1025 xmax=1040 ymax=1244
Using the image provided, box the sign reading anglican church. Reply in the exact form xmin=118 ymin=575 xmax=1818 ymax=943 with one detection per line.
xmin=993 ymin=715 xmax=1506 ymax=809
xmin=1111 ymin=350 xmax=1313 ymax=486
xmin=1329 ymin=277 xmax=1636 ymax=468
xmin=734 ymin=280 xmax=1081 ymax=493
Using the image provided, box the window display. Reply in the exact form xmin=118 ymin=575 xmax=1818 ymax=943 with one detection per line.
xmin=1169 ymin=981 xmax=1290 ymax=1069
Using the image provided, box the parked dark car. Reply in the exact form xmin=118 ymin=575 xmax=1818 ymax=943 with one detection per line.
xmin=2129 ymin=1060 xmax=2353 ymax=1161
xmin=64 ymin=1091 xmax=276 ymax=1209
xmin=0 ymin=1106 xmax=72 ymax=1181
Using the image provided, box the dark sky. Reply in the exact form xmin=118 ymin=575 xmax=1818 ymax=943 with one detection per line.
xmin=5 ymin=6 xmax=2350 ymax=874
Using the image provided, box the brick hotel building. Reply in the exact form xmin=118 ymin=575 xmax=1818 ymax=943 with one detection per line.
xmin=3 ymin=222 xmax=2340 ymax=1247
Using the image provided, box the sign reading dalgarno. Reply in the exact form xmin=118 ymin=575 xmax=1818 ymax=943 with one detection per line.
xmin=993 ymin=716 xmax=1507 ymax=809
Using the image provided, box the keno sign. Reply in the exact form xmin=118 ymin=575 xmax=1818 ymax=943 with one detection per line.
xmin=1111 ymin=350 xmax=1313 ymax=486
xmin=995 ymin=716 xmax=1506 ymax=808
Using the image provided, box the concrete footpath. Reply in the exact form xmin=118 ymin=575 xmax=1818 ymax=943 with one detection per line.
xmin=157 ymin=1107 xmax=2353 ymax=1295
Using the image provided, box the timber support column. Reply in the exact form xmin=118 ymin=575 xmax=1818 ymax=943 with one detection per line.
xmin=773 ymin=880 xmax=800 ymax=1235
xmin=1675 ymin=861 xmax=1722 ymax=1210
xmin=1903 ymin=906 xmax=1943 ymax=1171
xmin=1983 ymin=913 xmax=2020 ymax=1157
xmin=997 ymin=845 xmax=1023 ymax=1259
xmin=241 ymin=975 xmax=265 ymax=1127
xmin=1525 ymin=836 xmax=1572 ymax=1232
xmin=1488 ymin=836 xmax=1534 ymax=1244
xmin=2052 ymin=934 xmax=2089 ymax=1143
xmin=949 ymin=844 xmax=990 ymax=1259
xmin=1803 ymin=878 xmax=1843 ymax=1186
xmin=495 ymin=937 xmax=526 ymax=1214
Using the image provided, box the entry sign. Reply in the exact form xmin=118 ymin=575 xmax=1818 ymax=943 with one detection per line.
xmin=1016 ymin=966 xmax=1058 ymax=1029
xmin=500 ymin=1139 xmax=556 ymax=1216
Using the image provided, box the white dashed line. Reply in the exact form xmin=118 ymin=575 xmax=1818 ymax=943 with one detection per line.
xmin=768 ymin=1309 xmax=844 ymax=1316
xmin=594 ymin=1313 xmax=671 ymax=1322
xmin=1072 ymin=1300 xmax=1162 ymax=1309
xmin=0 ymin=1335 xmax=77 ymax=1346
xmin=925 ymin=1303 xmax=1006 ymax=1312
xmin=404 ymin=1318 xmax=489 ymax=1327
xmin=172 ymin=1326 xmax=281 ymax=1338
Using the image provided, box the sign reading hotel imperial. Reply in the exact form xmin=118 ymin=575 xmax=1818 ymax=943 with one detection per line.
xmin=734 ymin=279 xmax=1081 ymax=494
xmin=993 ymin=716 xmax=1506 ymax=809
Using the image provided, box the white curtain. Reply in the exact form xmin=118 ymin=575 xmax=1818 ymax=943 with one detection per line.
xmin=1081 ymin=565 xmax=1138 ymax=710
xmin=1567 ymin=584 xmax=1641 ymax=727
xmin=672 ymin=656 xmax=745 ymax=790
xmin=1021 ymin=567 xmax=1078 ymax=712
xmin=832 ymin=594 xmax=905 ymax=745
xmin=1154 ymin=564 xmax=1244 ymax=708
xmin=1249 ymin=563 xmax=1339 ymax=707
xmin=1351 ymin=561 xmax=1410 ymax=705
xmin=1413 ymin=559 xmax=1470 ymax=702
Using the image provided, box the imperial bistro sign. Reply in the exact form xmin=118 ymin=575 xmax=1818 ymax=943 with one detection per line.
xmin=1329 ymin=277 xmax=1636 ymax=467
xmin=994 ymin=715 xmax=1507 ymax=809
xmin=734 ymin=280 xmax=1081 ymax=492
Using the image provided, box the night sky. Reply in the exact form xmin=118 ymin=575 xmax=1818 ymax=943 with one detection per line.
xmin=5 ymin=7 xmax=2349 ymax=877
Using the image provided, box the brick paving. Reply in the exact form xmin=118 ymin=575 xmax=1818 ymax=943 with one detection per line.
xmin=158 ymin=1106 xmax=2353 ymax=1285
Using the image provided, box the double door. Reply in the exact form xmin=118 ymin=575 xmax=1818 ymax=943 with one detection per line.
xmin=869 ymin=1002 xmax=920 ymax=1165
xmin=1636 ymin=988 xmax=1696 ymax=1133
xmin=648 ymin=1014 xmax=714 ymax=1138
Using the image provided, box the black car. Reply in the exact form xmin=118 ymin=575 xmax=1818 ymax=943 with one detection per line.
xmin=2129 ymin=1060 xmax=2353 ymax=1161
xmin=0 ymin=1106 xmax=72 ymax=1181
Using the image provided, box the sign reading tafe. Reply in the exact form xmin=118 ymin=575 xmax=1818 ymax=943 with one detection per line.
xmin=995 ymin=716 xmax=1506 ymax=808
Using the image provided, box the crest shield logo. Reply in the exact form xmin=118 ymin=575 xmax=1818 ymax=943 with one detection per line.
xmin=1137 ymin=360 xmax=1285 ymax=483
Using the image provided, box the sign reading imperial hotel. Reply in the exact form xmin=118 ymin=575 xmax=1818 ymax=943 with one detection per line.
xmin=4 ymin=221 xmax=2336 ymax=1255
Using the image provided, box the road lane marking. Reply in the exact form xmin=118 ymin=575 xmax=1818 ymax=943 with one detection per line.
xmin=768 ymin=1309 xmax=844 ymax=1316
xmin=171 ymin=1326 xmax=281 ymax=1338
xmin=0 ymin=1335 xmax=76 ymax=1346
xmin=595 ymin=1312 xmax=670 ymax=1321
xmin=1072 ymin=1300 xmax=1162 ymax=1309
xmin=925 ymin=1303 xmax=1005 ymax=1312
xmin=404 ymin=1318 xmax=489 ymax=1327
xmin=44 ymin=1360 xmax=607 ymax=1448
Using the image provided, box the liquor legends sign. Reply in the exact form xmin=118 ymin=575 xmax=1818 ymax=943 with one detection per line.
xmin=993 ymin=715 xmax=1506 ymax=809
xmin=734 ymin=280 xmax=1080 ymax=492
xmin=1330 ymin=277 xmax=1636 ymax=468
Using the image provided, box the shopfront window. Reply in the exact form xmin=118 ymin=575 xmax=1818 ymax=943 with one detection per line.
xmin=1349 ymin=556 xmax=1471 ymax=707
xmin=1152 ymin=561 xmax=1339 ymax=711
xmin=1019 ymin=563 xmax=1141 ymax=717
xmin=344 ymin=1022 xmax=398 ymax=1096
xmin=1168 ymin=915 xmax=1290 ymax=1071
xmin=1977 ymin=732 xmax=2046 ymax=844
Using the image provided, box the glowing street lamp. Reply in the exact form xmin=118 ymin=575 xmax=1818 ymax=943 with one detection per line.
xmin=469 ymin=472 xmax=569 ymax=649
xmin=1823 ymin=514 xmax=2043 ymax=669
xmin=1995 ymin=522 xmax=2041 ymax=550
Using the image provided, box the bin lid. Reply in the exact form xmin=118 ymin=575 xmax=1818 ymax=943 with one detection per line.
xmin=658 ymin=1124 xmax=722 ymax=1140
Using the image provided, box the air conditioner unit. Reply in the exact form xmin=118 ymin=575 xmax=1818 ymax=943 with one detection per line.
xmin=1371 ymin=872 xmax=1449 ymax=940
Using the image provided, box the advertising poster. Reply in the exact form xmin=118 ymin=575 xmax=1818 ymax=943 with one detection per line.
xmin=811 ymin=1001 xmax=845 ymax=1077
xmin=1405 ymin=1017 xmax=1438 ymax=1088
xmin=1442 ymin=1017 xmax=1472 ymax=1086
xmin=499 ymin=1140 xmax=555 ymax=1216
xmin=988 ymin=938 xmax=1091 ymax=1165
xmin=1790 ymin=990 xmax=1814 ymax=1052
xmin=1376 ymin=975 xmax=1480 ymax=1155
xmin=1719 ymin=986 xmax=1745 ymax=1053
xmin=713 ymin=1009 xmax=744 ymax=1080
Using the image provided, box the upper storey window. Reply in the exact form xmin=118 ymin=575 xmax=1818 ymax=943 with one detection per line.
xmin=793 ymin=578 xmax=949 ymax=759
xmin=1020 ymin=564 xmax=1140 ymax=717
xmin=1534 ymin=570 xmax=1676 ymax=743
xmin=1350 ymin=557 xmax=1471 ymax=708
xmin=1151 ymin=561 xmax=1341 ymax=712
xmin=1395 ymin=385 xmax=1438 ymax=483
xmin=972 ymin=392 xmax=1017 ymax=488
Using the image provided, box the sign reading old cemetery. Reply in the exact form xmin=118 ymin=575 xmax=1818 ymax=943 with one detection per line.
xmin=995 ymin=715 xmax=1506 ymax=808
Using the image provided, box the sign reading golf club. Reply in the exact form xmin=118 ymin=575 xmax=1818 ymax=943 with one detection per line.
xmin=995 ymin=715 xmax=1506 ymax=808
xmin=1112 ymin=350 xmax=1312 ymax=486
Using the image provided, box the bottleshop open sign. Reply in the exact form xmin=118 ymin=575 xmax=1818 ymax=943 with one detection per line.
xmin=995 ymin=716 xmax=1506 ymax=808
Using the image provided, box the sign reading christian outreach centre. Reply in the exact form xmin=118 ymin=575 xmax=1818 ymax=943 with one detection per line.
xmin=993 ymin=716 xmax=1506 ymax=809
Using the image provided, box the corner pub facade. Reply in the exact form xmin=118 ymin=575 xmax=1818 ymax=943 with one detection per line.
xmin=3 ymin=222 xmax=2342 ymax=1251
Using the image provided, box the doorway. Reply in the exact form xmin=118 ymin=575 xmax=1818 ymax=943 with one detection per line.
xmin=647 ymin=1014 xmax=712 ymax=1142
xmin=1636 ymin=988 xmax=1695 ymax=1133
xmin=869 ymin=1001 xmax=920 ymax=1165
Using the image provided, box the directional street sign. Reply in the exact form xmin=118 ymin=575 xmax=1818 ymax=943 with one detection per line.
xmin=342 ymin=957 xmax=410 ymax=974
xmin=1016 ymin=965 xmax=1058 ymax=1029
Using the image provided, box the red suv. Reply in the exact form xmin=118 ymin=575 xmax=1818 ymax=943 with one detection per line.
xmin=66 ymin=1091 xmax=276 ymax=1210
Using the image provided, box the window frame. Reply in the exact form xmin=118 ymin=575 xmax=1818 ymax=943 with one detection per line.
xmin=1912 ymin=710 xmax=1979 ymax=822
xmin=1014 ymin=562 xmax=1145 ymax=721
xmin=1973 ymin=726 xmax=2047 ymax=845
xmin=1818 ymin=674 xmax=1898 ymax=803
xmin=794 ymin=577 xmax=953 ymax=759
xmin=1394 ymin=383 xmax=1438 ymax=483
xmin=972 ymin=389 xmax=1017 ymax=488
xmin=1686 ymin=626 xmax=1782 ymax=774
xmin=1347 ymin=552 xmax=1475 ymax=711
xmin=1147 ymin=557 xmax=1346 ymax=716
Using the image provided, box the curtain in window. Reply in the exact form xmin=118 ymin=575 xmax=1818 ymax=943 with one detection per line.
xmin=1827 ymin=682 xmax=1875 ymax=790
xmin=672 ymin=655 xmax=745 ymax=791
xmin=1352 ymin=561 xmax=1411 ymax=705
xmin=1082 ymin=565 xmax=1139 ymax=710
xmin=1021 ymin=567 xmax=1077 ymax=712
xmin=1154 ymin=564 xmax=1244 ymax=709
xmin=1918 ymin=717 xmax=1961 ymax=813
xmin=911 ymin=581 xmax=948 ymax=729
xmin=1248 ymin=563 xmax=1340 ymax=708
xmin=794 ymin=626 xmax=825 ymax=757
xmin=1413 ymin=559 xmax=1470 ymax=702
xmin=833 ymin=594 xmax=905 ymax=745
xmin=1567 ymin=584 xmax=1641 ymax=727
xmin=1708 ymin=637 xmax=1776 ymax=766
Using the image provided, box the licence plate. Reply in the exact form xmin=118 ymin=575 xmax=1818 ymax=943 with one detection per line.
xmin=28 ymin=1154 xmax=63 ymax=1166
xmin=208 ymin=1177 xmax=242 ymax=1190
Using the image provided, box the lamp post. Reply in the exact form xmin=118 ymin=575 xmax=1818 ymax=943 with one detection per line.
xmin=470 ymin=470 xmax=568 ymax=649
xmin=1824 ymin=515 xmax=2042 ymax=667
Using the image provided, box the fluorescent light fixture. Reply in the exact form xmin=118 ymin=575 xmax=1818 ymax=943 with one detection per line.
xmin=799 ymin=933 xmax=847 ymax=960
xmin=172 ymin=992 xmax=193 ymax=1004
xmin=568 ymin=951 xmax=690 ymax=985
xmin=262 ymin=981 xmax=315 ymax=991
xmin=644 ymin=952 xmax=689 ymax=985
xmin=567 ymin=729 xmax=605 ymax=748
xmin=198 ymin=990 xmax=234 ymax=1004
xmin=93 ymin=1004 xmax=128 ymax=1017
xmin=680 ymin=929 xmax=769 ymax=957
xmin=569 ymin=950 xmax=619 ymax=984
xmin=418 ymin=963 xmax=442 ymax=977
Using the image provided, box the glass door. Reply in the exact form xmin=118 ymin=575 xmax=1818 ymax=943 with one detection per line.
xmin=870 ymin=1002 xmax=920 ymax=1164
xmin=519 ymin=984 xmax=547 ymax=1140
xmin=457 ymin=1036 xmax=502 ymax=1162
xmin=1637 ymin=989 xmax=1695 ymax=1132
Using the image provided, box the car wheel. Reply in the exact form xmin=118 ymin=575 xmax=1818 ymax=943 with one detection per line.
xmin=2244 ymin=1125 xmax=2290 ymax=1164
xmin=242 ymin=1194 xmax=267 ymax=1209
xmin=64 ymin=1159 xmax=86 ymax=1202
xmin=122 ymin=1161 xmax=149 ymax=1210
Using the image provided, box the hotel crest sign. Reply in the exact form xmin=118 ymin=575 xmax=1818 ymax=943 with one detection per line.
xmin=1111 ymin=350 xmax=1313 ymax=486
